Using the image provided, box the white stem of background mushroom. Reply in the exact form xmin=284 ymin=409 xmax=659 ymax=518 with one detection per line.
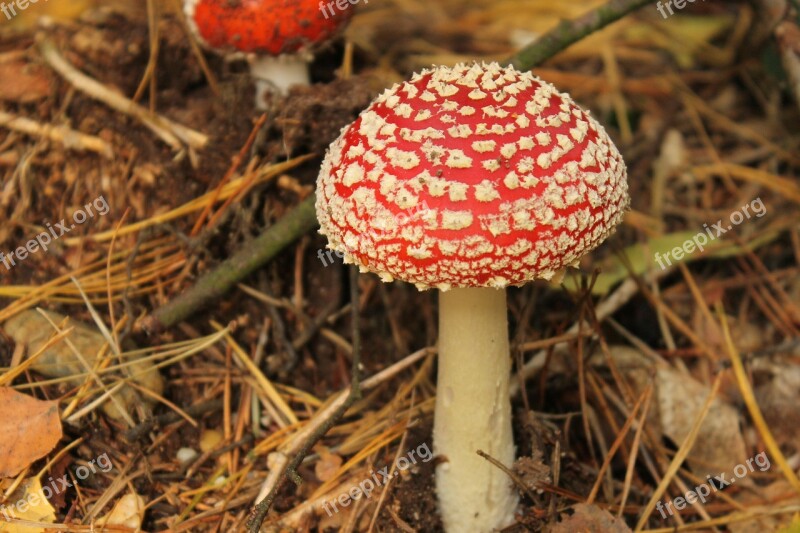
xmin=249 ymin=54 xmax=310 ymax=108
xmin=434 ymin=287 xmax=518 ymax=533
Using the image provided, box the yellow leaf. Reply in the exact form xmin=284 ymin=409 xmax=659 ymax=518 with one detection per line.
xmin=625 ymin=15 xmax=734 ymax=67
xmin=0 ymin=478 xmax=56 ymax=533
xmin=6 ymin=0 xmax=96 ymax=29
xmin=778 ymin=514 xmax=800 ymax=533
xmin=97 ymin=493 xmax=145 ymax=529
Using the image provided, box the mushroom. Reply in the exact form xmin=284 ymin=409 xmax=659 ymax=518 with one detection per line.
xmin=315 ymin=62 xmax=629 ymax=532
xmin=184 ymin=0 xmax=354 ymax=108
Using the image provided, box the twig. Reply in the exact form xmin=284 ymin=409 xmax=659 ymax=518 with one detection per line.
xmin=140 ymin=196 xmax=318 ymax=333
xmin=247 ymin=266 xmax=364 ymax=532
xmin=476 ymin=450 xmax=538 ymax=503
xmin=504 ymin=0 xmax=654 ymax=70
xmin=171 ymin=0 xmax=220 ymax=96
xmin=38 ymin=39 xmax=208 ymax=152
xmin=0 ymin=110 xmax=113 ymax=158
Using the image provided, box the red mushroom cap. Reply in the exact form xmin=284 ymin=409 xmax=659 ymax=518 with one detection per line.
xmin=316 ymin=62 xmax=629 ymax=290
xmin=184 ymin=0 xmax=353 ymax=56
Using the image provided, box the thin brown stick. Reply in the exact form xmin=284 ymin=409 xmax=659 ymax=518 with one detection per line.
xmin=38 ymin=39 xmax=208 ymax=151
xmin=476 ymin=450 xmax=538 ymax=503
xmin=172 ymin=0 xmax=220 ymax=96
xmin=0 ymin=110 xmax=112 ymax=158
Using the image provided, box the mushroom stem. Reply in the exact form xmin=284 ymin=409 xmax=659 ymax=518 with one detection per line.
xmin=434 ymin=286 xmax=518 ymax=532
xmin=249 ymin=55 xmax=310 ymax=108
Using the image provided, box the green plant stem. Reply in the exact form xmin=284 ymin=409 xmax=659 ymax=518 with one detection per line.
xmin=505 ymin=0 xmax=653 ymax=70
xmin=142 ymin=195 xmax=317 ymax=332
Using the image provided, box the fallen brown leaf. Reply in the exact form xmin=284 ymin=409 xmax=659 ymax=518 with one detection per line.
xmin=0 ymin=62 xmax=50 ymax=103
xmin=315 ymin=447 xmax=344 ymax=483
xmin=550 ymin=503 xmax=632 ymax=533
xmin=0 ymin=388 xmax=62 ymax=478
xmin=3 ymin=309 xmax=164 ymax=421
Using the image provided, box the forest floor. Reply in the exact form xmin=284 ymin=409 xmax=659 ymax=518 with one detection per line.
xmin=1 ymin=0 xmax=800 ymax=531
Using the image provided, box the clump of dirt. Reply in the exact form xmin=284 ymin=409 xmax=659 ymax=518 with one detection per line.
xmin=263 ymin=76 xmax=378 ymax=160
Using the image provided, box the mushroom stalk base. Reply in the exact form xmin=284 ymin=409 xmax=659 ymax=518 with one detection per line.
xmin=249 ymin=55 xmax=310 ymax=109
xmin=434 ymin=287 xmax=518 ymax=533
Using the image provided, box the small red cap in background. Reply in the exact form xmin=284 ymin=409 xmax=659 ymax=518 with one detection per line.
xmin=185 ymin=0 xmax=354 ymax=56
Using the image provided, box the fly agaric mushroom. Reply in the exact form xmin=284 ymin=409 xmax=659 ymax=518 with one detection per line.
xmin=316 ymin=62 xmax=629 ymax=532
xmin=184 ymin=0 xmax=354 ymax=107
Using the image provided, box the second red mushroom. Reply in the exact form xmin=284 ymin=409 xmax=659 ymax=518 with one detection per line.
xmin=185 ymin=0 xmax=354 ymax=108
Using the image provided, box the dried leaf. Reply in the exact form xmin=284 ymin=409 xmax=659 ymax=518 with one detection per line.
xmin=653 ymin=129 xmax=689 ymax=180
xmin=550 ymin=503 xmax=631 ymax=533
xmin=315 ymin=447 xmax=344 ymax=483
xmin=6 ymin=0 xmax=96 ymax=29
xmin=624 ymin=15 xmax=734 ymax=68
xmin=199 ymin=429 xmax=223 ymax=453
xmin=0 ymin=388 xmax=62 ymax=478
xmin=589 ymin=346 xmax=747 ymax=480
xmin=3 ymin=310 xmax=164 ymax=421
xmin=97 ymin=493 xmax=145 ymax=529
xmin=655 ymin=367 xmax=747 ymax=480
xmin=0 ymin=62 xmax=50 ymax=103
xmin=755 ymin=366 xmax=800 ymax=448
xmin=729 ymin=480 xmax=800 ymax=533
xmin=693 ymin=313 xmax=764 ymax=356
